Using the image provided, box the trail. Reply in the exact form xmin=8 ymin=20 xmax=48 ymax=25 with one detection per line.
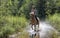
xmin=9 ymin=21 xmax=58 ymax=38
xmin=26 ymin=21 xmax=58 ymax=38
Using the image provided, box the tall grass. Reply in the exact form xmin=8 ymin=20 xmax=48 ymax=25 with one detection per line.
xmin=0 ymin=15 xmax=27 ymax=38
xmin=46 ymin=13 xmax=60 ymax=31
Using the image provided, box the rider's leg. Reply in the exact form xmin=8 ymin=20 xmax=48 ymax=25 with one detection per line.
xmin=35 ymin=15 xmax=38 ymax=22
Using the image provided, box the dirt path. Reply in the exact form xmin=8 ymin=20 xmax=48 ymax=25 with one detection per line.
xmin=27 ymin=21 xmax=58 ymax=38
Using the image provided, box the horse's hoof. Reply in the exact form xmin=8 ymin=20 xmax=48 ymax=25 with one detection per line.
xmin=34 ymin=33 xmax=36 ymax=36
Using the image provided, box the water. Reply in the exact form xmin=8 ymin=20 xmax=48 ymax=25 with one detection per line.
xmin=26 ymin=21 xmax=58 ymax=38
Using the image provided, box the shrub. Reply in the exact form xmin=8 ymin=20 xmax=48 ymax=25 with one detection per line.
xmin=46 ymin=13 xmax=60 ymax=31
xmin=0 ymin=15 xmax=27 ymax=38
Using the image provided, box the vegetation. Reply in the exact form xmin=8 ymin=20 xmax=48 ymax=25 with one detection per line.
xmin=0 ymin=15 xmax=27 ymax=38
xmin=0 ymin=0 xmax=60 ymax=38
xmin=46 ymin=13 xmax=60 ymax=31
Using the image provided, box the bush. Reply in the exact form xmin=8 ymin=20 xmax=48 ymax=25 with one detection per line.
xmin=0 ymin=15 xmax=27 ymax=38
xmin=46 ymin=13 xmax=60 ymax=31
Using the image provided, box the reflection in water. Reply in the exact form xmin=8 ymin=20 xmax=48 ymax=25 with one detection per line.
xmin=27 ymin=21 xmax=58 ymax=38
xmin=29 ymin=31 xmax=40 ymax=38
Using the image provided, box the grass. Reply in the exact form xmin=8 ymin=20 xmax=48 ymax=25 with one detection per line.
xmin=46 ymin=13 xmax=60 ymax=38
xmin=46 ymin=13 xmax=60 ymax=31
xmin=0 ymin=15 xmax=27 ymax=38
xmin=19 ymin=32 xmax=29 ymax=38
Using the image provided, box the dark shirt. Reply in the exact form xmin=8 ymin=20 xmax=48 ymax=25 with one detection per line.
xmin=34 ymin=9 xmax=38 ymax=16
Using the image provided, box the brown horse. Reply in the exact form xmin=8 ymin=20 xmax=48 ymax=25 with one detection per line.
xmin=29 ymin=12 xmax=40 ymax=31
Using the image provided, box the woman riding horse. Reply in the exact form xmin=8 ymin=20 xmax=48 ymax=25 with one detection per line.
xmin=29 ymin=11 xmax=40 ymax=31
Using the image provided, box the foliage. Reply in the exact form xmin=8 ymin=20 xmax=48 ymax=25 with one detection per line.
xmin=0 ymin=15 xmax=27 ymax=38
xmin=46 ymin=13 xmax=60 ymax=32
xmin=1 ymin=0 xmax=60 ymax=18
xmin=19 ymin=32 xmax=29 ymax=38
xmin=0 ymin=0 xmax=60 ymax=38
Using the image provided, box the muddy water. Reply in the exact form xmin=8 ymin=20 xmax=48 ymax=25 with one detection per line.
xmin=9 ymin=21 xmax=58 ymax=38
xmin=26 ymin=21 xmax=58 ymax=38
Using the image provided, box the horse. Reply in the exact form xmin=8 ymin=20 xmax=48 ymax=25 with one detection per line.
xmin=29 ymin=12 xmax=40 ymax=31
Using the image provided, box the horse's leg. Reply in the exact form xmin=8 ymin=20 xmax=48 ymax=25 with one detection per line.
xmin=31 ymin=25 xmax=33 ymax=30
xmin=38 ymin=23 xmax=39 ymax=29
xmin=38 ymin=22 xmax=39 ymax=31
xmin=34 ymin=25 xmax=36 ymax=31
xmin=37 ymin=33 xmax=40 ymax=38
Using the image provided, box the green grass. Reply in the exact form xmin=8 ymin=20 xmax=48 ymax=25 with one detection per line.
xmin=0 ymin=15 xmax=27 ymax=38
xmin=19 ymin=32 xmax=29 ymax=38
xmin=46 ymin=13 xmax=60 ymax=31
